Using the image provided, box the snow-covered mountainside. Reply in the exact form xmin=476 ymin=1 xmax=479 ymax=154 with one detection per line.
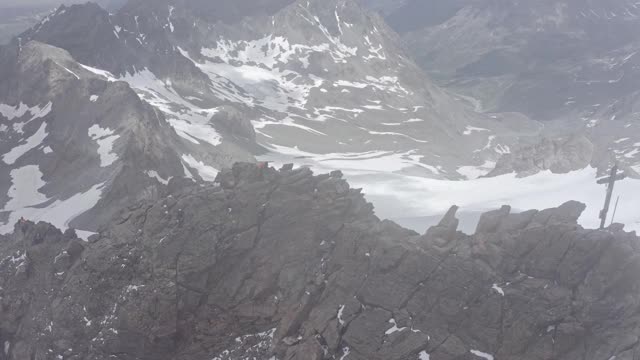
xmin=16 ymin=0 xmax=539 ymax=178
xmin=0 ymin=40 xmax=252 ymax=236
xmin=0 ymin=0 xmax=551 ymax=234
xmin=1 ymin=0 xmax=639 ymax=235
xmin=367 ymin=0 xmax=640 ymax=176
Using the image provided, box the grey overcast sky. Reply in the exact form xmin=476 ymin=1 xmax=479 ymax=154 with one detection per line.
xmin=1 ymin=0 xmax=83 ymax=5
xmin=0 ymin=0 xmax=118 ymax=8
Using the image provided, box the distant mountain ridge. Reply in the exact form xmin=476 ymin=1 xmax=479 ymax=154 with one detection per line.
xmin=0 ymin=0 xmax=548 ymax=233
xmin=2 ymin=0 xmax=639 ymax=236
xmin=364 ymin=0 xmax=640 ymax=176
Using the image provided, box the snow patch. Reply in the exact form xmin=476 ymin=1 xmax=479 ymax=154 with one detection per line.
xmin=2 ymin=121 xmax=48 ymax=165
xmin=167 ymin=6 xmax=175 ymax=33
xmin=470 ymin=349 xmax=494 ymax=360
xmin=181 ymin=154 xmax=218 ymax=181
xmin=339 ymin=347 xmax=351 ymax=360
xmin=0 ymin=165 xmax=104 ymax=237
xmin=385 ymin=318 xmax=407 ymax=335
xmin=337 ymin=305 xmax=346 ymax=326
xmin=457 ymin=161 xmax=496 ymax=180
xmin=3 ymin=165 xmax=48 ymax=211
xmin=0 ymin=102 xmax=52 ymax=133
xmin=145 ymin=170 xmax=172 ymax=185
xmin=491 ymin=284 xmax=505 ymax=296
xmin=88 ymin=124 xmax=119 ymax=167
xmin=191 ymin=43 xmax=325 ymax=112
xmin=463 ymin=126 xmax=490 ymax=135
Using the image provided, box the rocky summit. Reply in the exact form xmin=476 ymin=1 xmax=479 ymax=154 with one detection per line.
xmin=1 ymin=163 xmax=638 ymax=360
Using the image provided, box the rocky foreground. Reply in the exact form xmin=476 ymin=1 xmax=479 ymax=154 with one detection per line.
xmin=1 ymin=163 xmax=638 ymax=360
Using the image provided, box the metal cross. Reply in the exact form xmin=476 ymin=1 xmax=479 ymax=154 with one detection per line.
xmin=597 ymin=164 xmax=626 ymax=229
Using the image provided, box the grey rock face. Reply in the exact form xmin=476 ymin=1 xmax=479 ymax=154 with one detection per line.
xmin=1 ymin=163 xmax=638 ymax=360
xmin=488 ymin=135 xmax=595 ymax=177
xmin=211 ymin=105 xmax=256 ymax=142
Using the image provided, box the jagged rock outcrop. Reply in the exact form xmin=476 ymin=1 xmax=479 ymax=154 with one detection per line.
xmin=211 ymin=105 xmax=257 ymax=142
xmin=1 ymin=163 xmax=639 ymax=360
xmin=487 ymin=135 xmax=595 ymax=177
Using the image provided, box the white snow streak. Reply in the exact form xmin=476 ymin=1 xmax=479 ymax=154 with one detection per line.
xmin=337 ymin=305 xmax=346 ymax=326
xmin=181 ymin=154 xmax=218 ymax=181
xmin=145 ymin=170 xmax=172 ymax=185
xmin=2 ymin=121 xmax=48 ymax=165
xmin=385 ymin=318 xmax=407 ymax=335
xmin=491 ymin=284 xmax=505 ymax=296
xmin=463 ymin=126 xmax=490 ymax=135
xmin=470 ymin=349 xmax=494 ymax=360
xmin=79 ymin=64 xmax=117 ymax=81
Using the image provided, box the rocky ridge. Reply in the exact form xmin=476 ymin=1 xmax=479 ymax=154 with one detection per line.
xmin=487 ymin=135 xmax=595 ymax=177
xmin=1 ymin=163 xmax=638 ymax=360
